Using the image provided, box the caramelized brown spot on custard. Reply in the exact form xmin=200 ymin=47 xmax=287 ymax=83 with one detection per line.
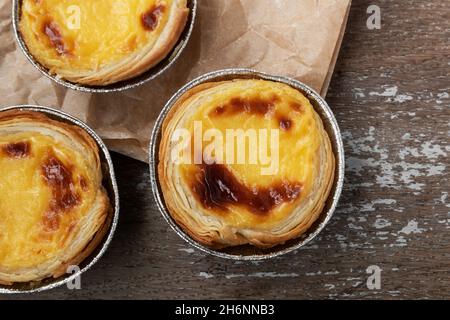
xmin=42 ymin=211 xmax=59 ymax=232
xmin=210 ymin=96 xmax=280 ymax=117
xmin=191 ymin=163 xmax=302 ymax=214
xmin=43 ymin=21 xmax=67 ymax=55
xmin=41 ymin=154 xmax=80 ymax=232
xmin=290 ymin=102 xmax=304 ymax=113
xmin=2 ymin=141 xmax=31 ymax=158
xmin=141 ymin=4 xmax=165 ymax=31
xmin=278 ymin=117 xmax=293 ymax=131
xmin=214 ymin=105 xmax=226 ymax=115
xmin=79 ymin=175 xmax=88 ymax=191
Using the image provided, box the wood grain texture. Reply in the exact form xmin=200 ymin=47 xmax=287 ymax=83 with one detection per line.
xmin=3 ymin=0 xmax=450 ymax=299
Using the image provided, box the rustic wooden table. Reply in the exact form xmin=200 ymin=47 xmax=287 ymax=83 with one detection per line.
xmin=7 ymin=0 xmax=450 ymax=299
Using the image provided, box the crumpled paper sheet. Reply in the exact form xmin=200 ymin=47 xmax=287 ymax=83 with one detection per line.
xmin=0 ymin=0 xmax=351 ymax=162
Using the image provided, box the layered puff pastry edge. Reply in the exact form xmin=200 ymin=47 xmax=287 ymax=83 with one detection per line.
xmin=0 ymin=110 xmax=112 ymax=285
xmin=158 ymin=79 xmax=335 ymax=249
xmin=19 ymin=0 xmax=189 ymax=86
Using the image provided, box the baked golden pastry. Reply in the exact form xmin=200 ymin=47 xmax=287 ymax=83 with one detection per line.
xmin=0 ymin=110 xmax=111 ymax=285
xmin=158 ymin=79 xmax=335 ymax=249
xmin=19 ymin=0 xmax=189 ymax=85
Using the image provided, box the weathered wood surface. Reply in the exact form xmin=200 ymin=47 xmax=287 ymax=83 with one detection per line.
xmin=4 ymin=0 xmax=450 ymax=299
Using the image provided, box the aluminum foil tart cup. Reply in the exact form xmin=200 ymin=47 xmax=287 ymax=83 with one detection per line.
xmin=12 ymin=0 xmax=197 ymax=93
xmin=149 ymin=69 xmax=345 ymax=260
xmin=0 ymin=105 xmax=119 ymax=293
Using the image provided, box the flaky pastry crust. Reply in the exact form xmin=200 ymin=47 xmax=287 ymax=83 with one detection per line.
xmin=158 ymin=79 xmax=335 ymax=249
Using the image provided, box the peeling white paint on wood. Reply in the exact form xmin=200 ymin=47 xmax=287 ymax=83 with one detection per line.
xmin=399 ymin=220 xmax=426 ymax=235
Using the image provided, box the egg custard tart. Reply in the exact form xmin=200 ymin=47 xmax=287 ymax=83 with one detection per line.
xmin=158 ymin=79 xmax=335 ymax=249
xmin=19 ymin=0 xmax=189 ymax=86
xmin=0 ymin=110 xmax=111 ymax=285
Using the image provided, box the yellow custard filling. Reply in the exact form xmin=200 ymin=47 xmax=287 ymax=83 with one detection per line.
xmin=0 ymin=132 xmax=96 ymax=269
xmin=178 ymin=80 xmax=323 ymax=229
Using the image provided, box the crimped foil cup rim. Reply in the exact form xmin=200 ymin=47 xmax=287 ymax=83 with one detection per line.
xmin=149 ymin=68 xmax=345 ymax=260
xmin=0 ymin=105 xmax=120 ymax=293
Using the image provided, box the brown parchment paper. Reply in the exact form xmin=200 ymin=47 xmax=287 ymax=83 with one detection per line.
xmin=0 ymin=0 xmax=351 ymax=162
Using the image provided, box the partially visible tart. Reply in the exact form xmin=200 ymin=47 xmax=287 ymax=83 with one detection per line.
xmin=19 ymin=0 xmax=189 ymax=85
xmin=0 ymin=110 xmax=111 ymax=285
